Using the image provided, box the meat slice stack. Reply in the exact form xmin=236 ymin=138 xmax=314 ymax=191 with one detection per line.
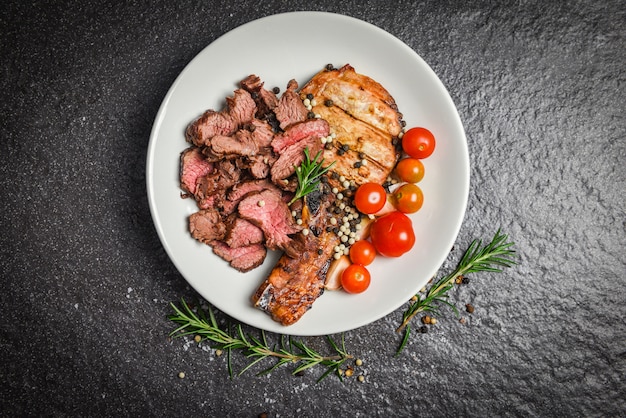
xmin=180 ymin=75 xmax=329 ymax=272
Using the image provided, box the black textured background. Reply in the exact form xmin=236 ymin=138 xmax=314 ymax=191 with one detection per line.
xmin=1 ymin=1 xmax=625 ymax=417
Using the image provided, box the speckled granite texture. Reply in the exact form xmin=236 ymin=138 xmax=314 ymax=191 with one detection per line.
xmin=1 ymin=1 xmax=624 ymax=417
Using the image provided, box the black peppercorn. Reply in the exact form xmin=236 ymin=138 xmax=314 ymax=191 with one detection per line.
xmin=324 ymin=99 xmax=333 ymax=107
xmin=306 ymin=93 xmax=314 ymax=100
xmin=272 ymin=87 xmax=280 ymax=94
xmin=354 ymin=161 xmax=362 ymax=168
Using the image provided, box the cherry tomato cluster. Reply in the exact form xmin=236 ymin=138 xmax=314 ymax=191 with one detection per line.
xmin=340 ymin=126 xmax=436 ymax=294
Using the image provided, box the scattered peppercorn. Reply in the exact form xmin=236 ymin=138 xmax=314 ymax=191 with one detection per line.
xmin=307 ymin=111 xmax=315 ymax=119
xmin=325 ymin=63 xmax=334 ymax=71
xmin=272 ymin=87 xmax=280 ymax=94
xmin=355 ymin=358 xmax=363 ymax=367
xmin=358 ymin=375 xmax=365 ymax=383
xmin=306 ymin=93 xmax=314 ymax=100
xmin=466 ymin=303 xmax=475 ymax=313
xmin=422 ymin=315 xmax=431 ymax=324
xmin=317 ymin=248 xmax=323 ymax=255
xmin=462 ymin=276 xmax=471 ymax=284
xmin=354 ymin=161 xmax=362 ymax=168
xmin=430 ymin=317 xmax=438 ymax=325
xmin=345 ymin=368 xmax=354 ymax=377
xmin=194 ymin=335 xmax=201 ymax=343
xmin=178 ymin=372 xmax=185 ymax=379
xmin=342 ymin=144 xmax=350 ymax=152
xmin=337 ymin=148 xmax=345 ymax=156
xmin=324 ymin=99 xmax=333 ymax=107
xmin=418 ymin=325 xmax=428 ymax=333
xmin=258 ymin=413 xmax=268 ymax=418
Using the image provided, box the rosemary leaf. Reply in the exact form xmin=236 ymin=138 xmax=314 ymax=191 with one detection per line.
xmin=168 ymin=299 xmax=352 ymax=380
xmin=395 ymin=229 xmax=516 ymax=354
xmin=288 ymin=147 xmax=335 ymax=205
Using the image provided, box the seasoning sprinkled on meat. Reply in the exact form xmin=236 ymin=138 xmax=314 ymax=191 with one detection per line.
xmin=238 ymin=189 xmax=302 ymax=257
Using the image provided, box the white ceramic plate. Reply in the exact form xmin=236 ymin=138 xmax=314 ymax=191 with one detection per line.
xmin=147 ymin=12 xmax=469 ymax=336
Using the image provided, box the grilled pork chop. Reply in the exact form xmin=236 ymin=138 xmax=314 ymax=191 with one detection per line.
xmin=252 ymin=64 xmax=403 ymax=325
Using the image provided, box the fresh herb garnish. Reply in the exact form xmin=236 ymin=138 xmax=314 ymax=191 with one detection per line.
xmin=288 ymin=147 xmax=335 ymax=205
xmin=395 ymin=229 xmax=516 ymax=354
xmin=168 ymin=299 xmax=352 ymax=381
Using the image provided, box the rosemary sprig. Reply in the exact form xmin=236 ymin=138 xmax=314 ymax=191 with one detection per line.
xmin=288 ymin=147 xmax=335 ymax=205
xmin=396 ymin=229 xmax=516 ymax=354
xmin=168 ymin=299 xmax=352 ymax=381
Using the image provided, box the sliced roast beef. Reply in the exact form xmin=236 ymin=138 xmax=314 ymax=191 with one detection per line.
xmin=189 ymin=208 xmax=227 ymax=244
xmin=210 ymin=241 xmax=267 ymax=272
xmin=240 ymin=74 xmax=264 ymax=92
xmin=271 ymin=118 xmax=330 ymax=154
xmin=211 ymin=130 xmax=259 ymax=158
xmin=240 ymin=74 xmax=279 ymax=119
xmin=180 ymin=147 xmax=214 ymax=196
xmin=248 ymin=154 xmax=276 ymax=179
xmin=270 ymin=135 xmax=323 ymax=185
xmin=225 ymin=217 xmax=265 ymax=248
xmin=226 ymin=89 xmax=256 ymax=126
xmin=186 ymin=110 xmax=238 ymax=147
xmin=221 ymin=179 xmax=282 ymax=215
xmin=195 ymin=159 xmax=242 ymax=209
xmin=248 ymin=119 xmax=275 ymax=147
xmin=238 ymin=189 xmax=302 ymax=257
xmin=274 ymin=79 xmax=308 ymax=130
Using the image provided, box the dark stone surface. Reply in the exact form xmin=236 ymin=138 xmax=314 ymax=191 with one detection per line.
xmin=1 ymin=1 xmax=624 ymax=416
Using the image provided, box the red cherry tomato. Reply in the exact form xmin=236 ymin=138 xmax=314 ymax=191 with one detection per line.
xmin=369 ymin=211 xmax=415 ymax=257
xmin=395 ymin=158 xmax=425 ymax=183
xmin=354 ymin=182 xmax=386 ymax=214
xmin=341 ymin=264 xmax=371 ymax=294
xmin=402 ymin=127 xmax=436 ymax=159
xmin=349 ymin=240 xmax=377 ymax=266
xmin=393 ymin=183 xmax=424 ymax=214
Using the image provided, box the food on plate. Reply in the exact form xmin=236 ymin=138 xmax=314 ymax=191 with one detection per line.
xmin=369 ymin=211 xmax=415 ymax=257
xmin=251 ymin=64 xmax=404 ymax=324
xmin=340 ymin=264 xmax=371 ymax=294
xmin=349 ymin=240 xmax=376 ymax=266
xmin=179 ymin=64 xmax=405 ymax=325
xmin=401 ymin=127 xmax=436 ymax=159
xmin=394 ymin=157 xmax=424 ymax=184
xmin=353 ymin=182 xmax=387 ymax=214
xmin=392 ymin=183 xmax=424 ymax=214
